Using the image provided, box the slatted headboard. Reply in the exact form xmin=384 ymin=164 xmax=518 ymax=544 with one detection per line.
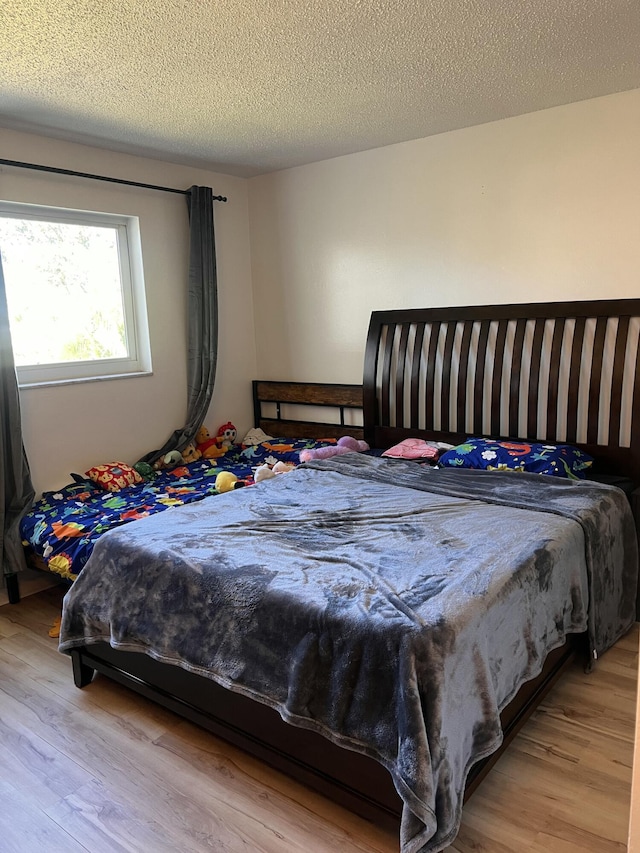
xmin=363 ymin=300 xmax=640 ymax=484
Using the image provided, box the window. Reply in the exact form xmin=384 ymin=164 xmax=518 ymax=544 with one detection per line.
xmin=0 ymin=201 xmax=151 ymax=386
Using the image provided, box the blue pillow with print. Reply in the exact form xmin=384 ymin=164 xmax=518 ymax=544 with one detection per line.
xmin=438 ymin=438 xmax=593 ymax=480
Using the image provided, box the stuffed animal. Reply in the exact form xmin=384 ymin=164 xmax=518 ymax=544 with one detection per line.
xmin=299 ymin=435 xmax=369 ymax=463
xmin=134 ymin=461 xmax=158 ymax=481
xmin=254 ymin=464 xmax=275 ymax=482
xmin=273 ymin=460 xmax=296 ymax=474
xmin=241 ymin=427 xmax=274 ymax=446
xmin=254 ymin=460 xmax=296 ymax=483
xmin=181 ymin=442 xmax=202 ymax=464
xmin=196 ymin=425 xmax=226 ymax=459
xmin=216 ymin=422 xmax=237 ymax=451
xmin=215 ymin=471 xmax=246 ymax=493
xmin=154 ymin=449 xmax=184 ymax=470
xmin=195 ymin=425 xmax=216 ymax=453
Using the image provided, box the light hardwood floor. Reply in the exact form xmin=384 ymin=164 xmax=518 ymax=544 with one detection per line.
xmin=0 ymin=586 xmax=636 ymax=853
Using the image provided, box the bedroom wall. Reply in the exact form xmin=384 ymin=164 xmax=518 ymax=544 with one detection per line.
xmin=248 ymin=88 xmax=640 ymax=384
xmin=0 ymin=128 xmax=257 ymax=494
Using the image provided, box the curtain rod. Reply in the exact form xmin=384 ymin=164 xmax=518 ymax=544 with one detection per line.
xmin=0 ymin=158 xmax=228 ymax=202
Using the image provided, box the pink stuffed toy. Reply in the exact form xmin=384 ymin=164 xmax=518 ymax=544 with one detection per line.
xmin=299 ymin=435 xmax=369 ymax=463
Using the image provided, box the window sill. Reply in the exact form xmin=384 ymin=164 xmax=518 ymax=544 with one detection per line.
xmin=18 ymin=370 xmax=154 ymax=390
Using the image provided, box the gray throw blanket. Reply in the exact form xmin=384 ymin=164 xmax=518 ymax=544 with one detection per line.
xmin=59 ymin=455 xmax=638 ymax=853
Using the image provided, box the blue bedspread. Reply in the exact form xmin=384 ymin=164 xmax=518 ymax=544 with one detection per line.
xmin=59 ymin=455 xmax=638 ymax=852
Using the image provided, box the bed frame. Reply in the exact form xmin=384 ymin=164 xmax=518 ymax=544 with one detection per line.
xmin=68 ymin=299 xmax=640 ymax=831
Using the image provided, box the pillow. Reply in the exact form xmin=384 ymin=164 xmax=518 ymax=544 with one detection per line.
xmin=382 ymin=438 xmax=442 ymax=460
xmin=438 ymin=439 xmax=593 ymax=480
xmin=86 ymin=462 xmax=144 ymax=492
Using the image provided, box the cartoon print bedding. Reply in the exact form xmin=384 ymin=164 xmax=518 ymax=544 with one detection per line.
xmin=20 ymin=438 xmax=334 ymax=581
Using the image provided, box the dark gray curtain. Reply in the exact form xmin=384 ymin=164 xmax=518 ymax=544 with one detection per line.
xmin=139 ymin=186 xmax=218 ymax=466
xmin=0 ymin=252 xmax=35 ymax=580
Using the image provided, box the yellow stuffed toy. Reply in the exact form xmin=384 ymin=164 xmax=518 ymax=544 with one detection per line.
xmin=181 ymin=442 xmax=201 ymax=464
xmin=196 ymin=425 xmax=226 ymax=459
xmin=215 ymin=471 xmax=239 ymax=493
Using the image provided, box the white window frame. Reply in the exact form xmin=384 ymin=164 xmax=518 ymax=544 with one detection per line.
xmin=0 ymin=200 xmax=152 ymax=387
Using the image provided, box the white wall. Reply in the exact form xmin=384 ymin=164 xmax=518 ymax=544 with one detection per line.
xmin=0 ymin=128 xmax=257 ymax=493
xmin=5 ymin=89 xmax=640 ymax=491
xmin=248 ymin=89 xmax=640 ymax=383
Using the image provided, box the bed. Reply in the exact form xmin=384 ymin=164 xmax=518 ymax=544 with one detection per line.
xmin=57 ymin=300 xmax=640 ymax=853
xmin=20 ymin=431 xmax=350 ymax=582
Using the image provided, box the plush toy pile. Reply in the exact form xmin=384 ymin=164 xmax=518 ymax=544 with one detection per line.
xmin=196 ymin=422 xmax=238 ymax=459
xmin=83 ymin=429 xmax=368 ymax=502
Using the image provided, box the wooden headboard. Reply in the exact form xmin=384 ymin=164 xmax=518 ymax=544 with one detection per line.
xmin=253 ymin=380 xmax=363 ymax=440
xmin=363 ymin=299 xmax=640 ymax=483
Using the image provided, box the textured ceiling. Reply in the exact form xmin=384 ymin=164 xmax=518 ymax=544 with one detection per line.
xmin=1 ymin=0 xmax=639 ymax=177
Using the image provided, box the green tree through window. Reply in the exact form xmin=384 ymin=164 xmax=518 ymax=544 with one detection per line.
xmin=0 ymin=201 xmax=150 ymax=385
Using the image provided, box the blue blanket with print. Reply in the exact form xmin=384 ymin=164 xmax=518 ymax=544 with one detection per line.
xmin=21 ymin=438 xmax=330 ymax=579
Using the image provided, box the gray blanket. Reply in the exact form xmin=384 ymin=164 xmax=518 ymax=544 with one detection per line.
xmin=59 ymin=455 xmax=638 ymax=853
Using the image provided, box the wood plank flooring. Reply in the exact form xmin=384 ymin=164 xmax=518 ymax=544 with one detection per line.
xmin=0 ymin=586 xmax=636 ymax=853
